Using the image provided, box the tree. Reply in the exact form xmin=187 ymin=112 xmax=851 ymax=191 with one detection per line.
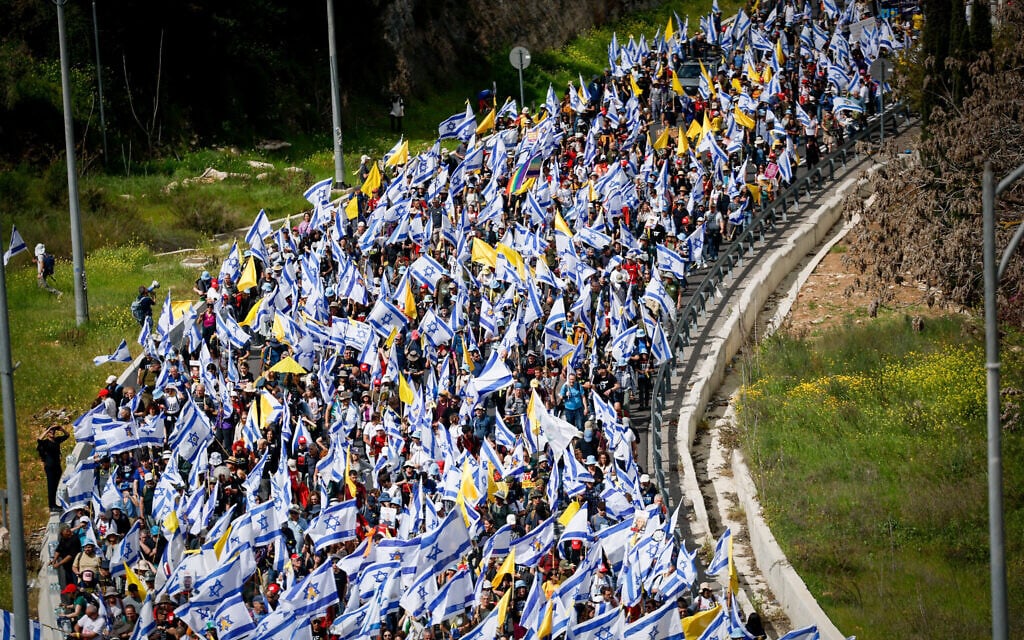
xmin=843 ymin=3 xmax=1024 ymax=328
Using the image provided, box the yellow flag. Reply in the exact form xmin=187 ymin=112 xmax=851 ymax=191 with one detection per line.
xmin=124 ymin=563 xmax=148 ymax=600
xmin=272 ymin=314 xmax=291 ymax=344
xmin=213 ymin=524 xmax=233 ymax=560
xmin=731 ymin=77 xmax=743 ymax=93
xmin=630 ymin=74 xmax=643 ymax=97
xmin=671 ymin=70 xmax=685 ymax=96
xmin=496 ymin=587 xmax=513 ymax=627
xmin=385 ymin=141 xmax=409 ymax=167
xmin=762 ymin=65 xmax=772 ymax=83
xmin=747 ymin=63 xmax=761 ymax=84
xmin=476 ymin=109 xmax=496 ymax=134
xmin=538 ymin=601 xmax=554 ymax=639
xmin=553 ymin=211 xmax=574 ymax=237
xmin=360 ymin=161 xmax=381 ymax=196
xmin=384 ymin=326 xmax=399 ymax=349
xmin=259 ymin=391 xmax=281 ymax=429
xmin=460 ymin=464 xmax=481 ymax=504
xmin=676 ymin=126 xmax=689 ymax=156
xmin=344 ymin=196 xmax=360 ymax=220
xmin=496 ymin=243 xmax=526 ymax=278
xmin=747 ymin=184 xmax=761 ymax=204
xmin=344 ymin=446 xmax=357 ymax=497
xmin=236 ymin=256 xmax=258 ymax=291
xmin=686 ymin=118 xmax=703 ymax=140
xmin=398 ymin=373 xmax=415 ymax=405
xmin=775 ymin=38 xmax=785 ymax=66
xmin=471 ymin=238 xmax=498 ymax=268
xmin=652 ymin=126 xmax=670 ymax=150
xmin=734 ymin=106 xmax=756 ymax=130
xmin=683 ymin=605 xmax=722 ymax=640
xmin=664 ymin=15 xmax=675 ymax=41
xmin=403 ymin=278 xmax=418 ymax=319
xmin=163 ymin=509 xmax=179 ymax=534
xmin=237 ymin=298 xmax=263 ymax=328
xmin=728 ymin=536 xmax=739 ymax=595
xmin=557 ymin=500 xmax=581 ymax=527
xmin=492 ymin=548 xmax=516 ymax=588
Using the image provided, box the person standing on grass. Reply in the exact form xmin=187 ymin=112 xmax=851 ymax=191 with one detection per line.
xmin=38 ymin=424 xmax=70 ymax=511
xmin=390 ymin=94 xmax=405 ymax=132
xmin=35 ymin=243 xmax=62 ymax=298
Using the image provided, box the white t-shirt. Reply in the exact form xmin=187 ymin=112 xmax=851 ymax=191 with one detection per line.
xmin=77 ymin=614 xmax=107 ymax=635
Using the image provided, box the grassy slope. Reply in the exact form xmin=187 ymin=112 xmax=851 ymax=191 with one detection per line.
xmin=738 ymin=315 xmax=1024 ymax=638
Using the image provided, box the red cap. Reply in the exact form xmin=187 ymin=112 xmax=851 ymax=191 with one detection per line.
xmin=98 ymin=389 xmax=109 ymax=398
xmin=571 ymin=540 xmax=582 ymax=550
xmin=61 ymin=584 xmax=78 ymax=595
xmin=266 ymin=583 xmax=281 ymax=595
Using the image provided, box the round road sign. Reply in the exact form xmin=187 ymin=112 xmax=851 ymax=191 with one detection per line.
xmin=509 ymin=46 xmax=531 ymax=70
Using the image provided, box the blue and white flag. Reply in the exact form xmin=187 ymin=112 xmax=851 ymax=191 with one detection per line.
xmin=656 ymin=243 xmax=689 ymax=279
xmin=211 ymin=591 xmax=256 ymax=640
xmin=777 ymin=626 xmax=820 ymax=640
xmin=707 ymin=527 xmax=732 ymax=575
xmin=777 ymin=147 xmax=793 ymax=183
xmin=623 ymin=598 xmax=685 ymax=640
xmin=399 ymin=569 xmax=439 ymax=619
xmin=418 ymin=508 xmax=472 ymax=575
xmin=438 ymin=104 xmax=476 ymax=141
xmin=465 ymin=350 xmax=514 ymax=402
xmin=3 ymin=226 xmax=27 ymax=266
xmin=0 ymin=610 xmax=43 ymax=640
xmin=367 ymin=298 xmax=409 ymax=337
xmin=568 ymin=605 xmax=623 ymax=640
xmin=427 ymin=568 xmax=475 ymax=625
xmin=511 ymin=515 xmax=556 ymax=566
xmin=167 ymin=397 xmax=214 ymax=463
xmin=409 ymin=254 xmax=450 ymax=291
xmin=93 ymin=339 xmax=132 ymax=366
xmin=328 ymin=603 xmax=372 ymax=640
xmin=304 ymin=177 xmax=334 ymax=210
xmin=307 ymin=499 xmax=358 ymax=551
xmin=280 ymin=559 xmax=338 ymax=619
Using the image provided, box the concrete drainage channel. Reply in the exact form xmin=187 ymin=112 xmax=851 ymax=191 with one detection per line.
xmin=661 ymin=118 xmax=918 ymax=638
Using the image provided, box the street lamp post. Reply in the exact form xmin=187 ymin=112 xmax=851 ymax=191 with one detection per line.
xmin=982 ymin=159 xmax=1024 ymax=640
xmin=0 ymin=252 xmax=29 ymax=640
xmin=325 ymin=0 xmax=346 ymax=187
xmin=56 ymin=0 xmax=90 ymax=325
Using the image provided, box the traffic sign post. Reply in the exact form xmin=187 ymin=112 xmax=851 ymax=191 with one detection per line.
xmin=870 ymin=55 xmax=894 ymax=145
xmin=509 ymin=46 xmax=531 ymax=113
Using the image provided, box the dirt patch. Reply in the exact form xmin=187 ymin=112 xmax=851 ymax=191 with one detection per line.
xmin=784 ymin=240 xmax=953 ymax=335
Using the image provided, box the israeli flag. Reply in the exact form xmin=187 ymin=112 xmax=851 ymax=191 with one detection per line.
xmin=707 ymin=526 xmax=732 ymax=575
xmin=303 ymin=176 xmax=334 ymax=209
xmin=420 ymin=309 xmax=455 ymax=347
xmin=3 ymin=226 xmax=27 ymax=266
xmin=307 ymin=499 xmax=358 ymax=551
xmin=777 ymin=147 xmax=793 ymax=183
xmin=438 ymin=104 xmax=475 ymax=141
xmin=93 ymin=339 xmax=132 ymax=366
xmin=623 ymin=598 xmax=685 ymax=640
xmin=280 ymin=559 xmax=338 ymax=619
xmin=656 ymin=244 xmax=689 ymax=279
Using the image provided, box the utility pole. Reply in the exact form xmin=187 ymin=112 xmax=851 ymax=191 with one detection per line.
xmin=0 ymin=255 xmax=29 ymax=640
xmin=56 ymin=0 xmax=90 ymax=325
xmin=326 ymin=0 xmax=346 ymax=187
xmin=91 ymin=0 xmax=108 ymax=165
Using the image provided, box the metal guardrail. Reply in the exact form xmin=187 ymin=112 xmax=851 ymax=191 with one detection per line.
xmin=648 ymin=102 xmax=912 ymax=506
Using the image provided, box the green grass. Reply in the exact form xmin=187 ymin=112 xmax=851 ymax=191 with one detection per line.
xmin=737 ymin=316 xmax=1024 ymax=638
xmin=1 ymin=246 xmax=195 ymax=526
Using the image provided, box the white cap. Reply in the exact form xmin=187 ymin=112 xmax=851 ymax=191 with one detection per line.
xmin=640 ymin=473 xmax=651 ymax=484
xmin=34 ymin=243 xmax=46 ymax=257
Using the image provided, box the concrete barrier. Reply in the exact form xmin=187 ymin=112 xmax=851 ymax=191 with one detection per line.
xmin=673 ymin=173 xmax=865 ymax=639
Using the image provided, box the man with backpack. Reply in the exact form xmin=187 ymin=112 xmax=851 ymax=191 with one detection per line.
xmin=131 ymin=282 xmax=159 ymax=326
xmin=34 ymin=243 xmax=62 ymax=298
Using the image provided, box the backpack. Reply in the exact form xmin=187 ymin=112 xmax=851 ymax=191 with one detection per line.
xmin=42 ymin=254 xmax=55 ymax=277
xmin=130 ymin=298 xmax=145 ymax=324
